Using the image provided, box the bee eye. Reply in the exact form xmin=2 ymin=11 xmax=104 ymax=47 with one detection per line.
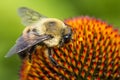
xmin=63 ymin=26 xmax=72 ymax=43
xmin=63 ymin=33 xmax=72 ymax=43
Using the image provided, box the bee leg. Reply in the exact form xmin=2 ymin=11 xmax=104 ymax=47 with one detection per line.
xmin=48 ymin=48 xmax=58 ymax=66
xmin=27 ymin=46 xmax=36 ymax=62
xmin=28 ymin=52 xmax=32 ymax=62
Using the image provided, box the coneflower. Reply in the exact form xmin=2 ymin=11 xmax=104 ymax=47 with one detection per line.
xmin=20 ymin=16 xmax=120 ymax=80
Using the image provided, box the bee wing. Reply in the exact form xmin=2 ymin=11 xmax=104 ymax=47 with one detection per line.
xmin=5 ymin=44 xmax=18 ymax=58
xmin=18 ymin=7 xmax=47 ymax=26
xmin=5 ymin=35 xmax=51 ymax=58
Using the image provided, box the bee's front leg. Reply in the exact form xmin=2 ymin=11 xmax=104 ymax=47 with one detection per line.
xmin=48 ymin=48 xmax=58 ymax=66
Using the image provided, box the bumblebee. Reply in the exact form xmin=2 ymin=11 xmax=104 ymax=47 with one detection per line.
xmin=5 ymin=7 xmax=72 ymax=58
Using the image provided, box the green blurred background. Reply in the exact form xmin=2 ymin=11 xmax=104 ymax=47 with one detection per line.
xmin=0 ymin=0 xmax=120 ymax=80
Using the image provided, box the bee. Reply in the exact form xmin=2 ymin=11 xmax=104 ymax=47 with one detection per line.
xmin=5 ymin=7 xmax=72 ymax=58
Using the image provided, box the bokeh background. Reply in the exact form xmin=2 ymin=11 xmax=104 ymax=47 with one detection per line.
xmin=0 ymin=0 xmax=120 ymax=80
